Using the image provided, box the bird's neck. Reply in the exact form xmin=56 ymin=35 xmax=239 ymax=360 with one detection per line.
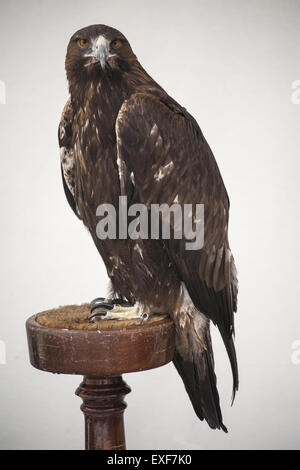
xmin=69 ymin=61 xmax=163 ymax=118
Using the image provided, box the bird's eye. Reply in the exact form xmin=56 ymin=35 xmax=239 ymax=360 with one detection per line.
xmin=79 ymin=38 xmax=89 ymax=48
xmin=111 ymin=39 xmax=120 ymax=49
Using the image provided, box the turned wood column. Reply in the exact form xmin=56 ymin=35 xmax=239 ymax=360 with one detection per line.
xmin=76 ymin=376 xmax=131 ymax=450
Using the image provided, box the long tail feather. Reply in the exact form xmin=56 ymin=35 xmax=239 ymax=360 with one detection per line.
xmin=219 ymin=330 xmax=239 ymax=404
xmin=173 ymin=326 xmax=228 ymax=432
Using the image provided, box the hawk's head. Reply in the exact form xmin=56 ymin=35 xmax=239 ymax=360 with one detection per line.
xmin=65 ymin=24 xmax=137 ymax=82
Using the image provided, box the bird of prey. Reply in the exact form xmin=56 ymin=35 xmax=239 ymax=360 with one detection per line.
xmin=59 ymin=24 xmax=238 ymax=432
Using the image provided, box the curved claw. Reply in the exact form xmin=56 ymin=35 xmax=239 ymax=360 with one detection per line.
xmin=140 ymin=313 xmax=149 ymax=325
xmin=89 ymin=297 xmax=106 ymax=310
xmin=89 ymin=297 xmax=132 ymax=314
xmin=90 ymin=302 xmax=114 ymax=314
xmin=88 ymin=310 xmax=108 ymax=322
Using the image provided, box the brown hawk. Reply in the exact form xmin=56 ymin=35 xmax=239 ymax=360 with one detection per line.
xmin=59 ymin=24 xmax=238 ymax=432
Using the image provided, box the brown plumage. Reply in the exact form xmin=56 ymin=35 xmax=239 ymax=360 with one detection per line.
xmin=59 ymin=24 xmax=238 ymax=432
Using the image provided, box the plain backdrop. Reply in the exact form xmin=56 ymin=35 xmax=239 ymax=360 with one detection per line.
xmin=0 ymin=0 xmax=299 ymax=450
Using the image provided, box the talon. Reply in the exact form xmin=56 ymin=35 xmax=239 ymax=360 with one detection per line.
xmin=90 ymin=302 xmax=114 ymax=313
xmin=89 ymin=297 xmax=106 ymax=310
xmin=87 ymin=297 xmax=146 ymax=321
xmin=89 ymin=297 xmax=116 ymax=315
xmin=140 ymin=313 xmax=149 ymax=325
xmin=88 ymin=310 xmax=108 ymax=322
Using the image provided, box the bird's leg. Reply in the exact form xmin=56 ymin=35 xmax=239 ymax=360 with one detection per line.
xmin=87 ymin=298 xmax=150 ymax=323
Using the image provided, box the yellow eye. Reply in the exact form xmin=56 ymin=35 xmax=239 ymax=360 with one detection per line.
xmin=79 ymin=38 xmax=89 ymax=48
xmin=111 ymin=39 xmax=120 ymax=49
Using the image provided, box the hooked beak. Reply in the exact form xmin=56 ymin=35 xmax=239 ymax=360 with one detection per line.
xmin=94 ymin=36 xmax=110 ymax=69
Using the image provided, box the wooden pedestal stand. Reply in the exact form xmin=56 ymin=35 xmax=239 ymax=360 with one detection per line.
xmin=26 ymin=306 xmax=175 ymax=450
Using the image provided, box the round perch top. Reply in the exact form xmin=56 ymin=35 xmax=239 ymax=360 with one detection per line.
xmin=26 ymin=304 xmax=175 ymax=376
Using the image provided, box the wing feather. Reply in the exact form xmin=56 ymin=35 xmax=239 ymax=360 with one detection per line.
xmin=58 ymin=98 xmax=81 ymax=219
xmin=116 ymin=92 xmax=238 ymax=395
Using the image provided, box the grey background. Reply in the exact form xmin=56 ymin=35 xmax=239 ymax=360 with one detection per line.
xmin=0 ymin=0 xmax=299 ymax=449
